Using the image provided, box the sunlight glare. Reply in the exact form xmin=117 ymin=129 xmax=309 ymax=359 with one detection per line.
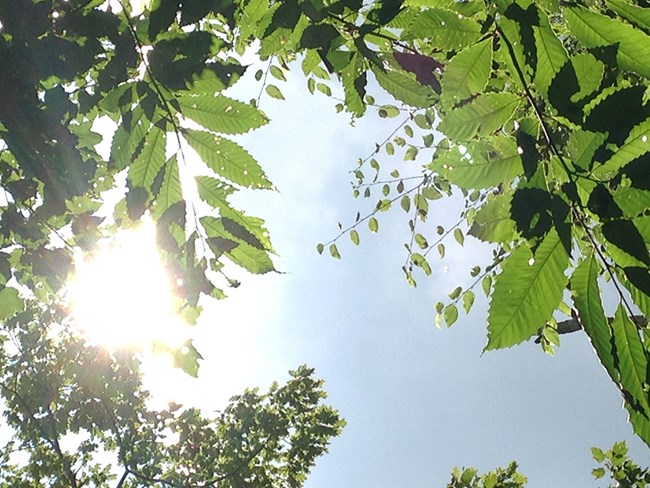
xmin=69 ymin=218 xmax=188 ymax=349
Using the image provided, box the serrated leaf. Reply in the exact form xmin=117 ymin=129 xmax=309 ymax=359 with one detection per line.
xmin=153 ymin=156 xmax=182 ymax=219
xmin=329 ymin=243 xmax=341 ymax=259
xmin=184 ymin=129 xmax=272 ymax=189
xmin=406 ymin=8 xmax=482 ymax=50
xmin=443 ymin=304 xmax=459 ymax=327
xmin=571 ymin=252 xmax=618 ymax=381
xmin=372 ymin=66 xmax=436 ymax=108
xmin=350 ymin=229 xmax=360 ymax=245
xmin=111 ymin=107 xmax=149 ymax=170
xmin=441 ymin=38 xmax=492 ymax=104
xmin=128 ymin=124 xmax=166 ymax=190
xmin=607 ymin=0 xmax=650 ymax=31
xmin=431 ymin=138 xmax=522 ymax=190
xmin=611 ymin=304 xmax=650 ymax=422
xmin=592 ymin=119 xmax=650 ymax=179
xmin=177 ymin=95 xmax=268 ymax=134
xmin=565 ymin=5 xmax=650 ymax=79
xmin=486 ymin=230 xmax=569 ymax=350
xmin=463 ymin=290 xmax=475 ymax=314
xmin=533 ymin=25 xmax=568 ymax=97
xmin=469 ymin=192 xmax=516 ymax=243
xmin=439 ymin=93 xmax=521 ymax=141
xmin=570 ymin=53 xmax=605 ymax=103
xmin=266 ymin=84 xmax=285 ymax=100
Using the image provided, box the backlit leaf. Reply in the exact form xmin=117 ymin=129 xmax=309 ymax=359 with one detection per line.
xmin=611 ymin=305 xmax=650 ymax=421
xmin=128 ymin=125 xmax=166 ymax=190
xmin=177 ymin=95 xmax=268 ymax=134
xmin=565 ymin=5 xmax=650 ymax=79
xmin=571 ymin=252 xmax=617 ymax=380
xmin=486 ymin=230 xmax=569 ymax=350
xmin=439 ymin=93 xmax=521 ymax=141
xmin=441 ymin=38 xmax=492 ymax=105
xmin=184 ymin=129 xmax=272 ymax=189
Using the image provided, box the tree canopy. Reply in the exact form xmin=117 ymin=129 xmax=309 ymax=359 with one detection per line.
xmin=0 ymin=0 xmax=648 ymax=484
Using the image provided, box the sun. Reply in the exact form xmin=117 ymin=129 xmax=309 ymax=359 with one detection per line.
xmin=68 ymin=217 xmax=189 ymax=350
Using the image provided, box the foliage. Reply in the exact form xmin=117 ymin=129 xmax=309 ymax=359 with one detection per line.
xmin=1 ymin=0 xmax=650 ymax=482
xmin=0 ymin=299 xmax=343 ymax=486
xmin=288 ymin=0 xmax=650 ymax=449
xmin=447 ymin=461 xmax=527 ymax=488
xmin=592 ymin=441 xmax=650 ymax=488
xmin=447 ymin=443 xmax=650 ymax=488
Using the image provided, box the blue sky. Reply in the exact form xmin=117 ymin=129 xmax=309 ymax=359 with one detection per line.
xmin=156 ymin=63 xmax=648 ymax=486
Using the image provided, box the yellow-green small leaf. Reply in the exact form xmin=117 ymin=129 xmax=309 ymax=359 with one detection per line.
xmin=444 ymin=304 xmax=459 ymax=327
xmin=369 ymin=217 xmax=379 ymax=233
xmin=266 ymin=84 xmax=285 ymax=100
xmin=463 ymin=290 xmax=475 ymax=314
xmin=350 ymin=229 xmax=360 ymax=245
xmin=329 ymin=243 xmax=341 ymax=259
xmin=454 ymin=228 xmax=465 ymax=246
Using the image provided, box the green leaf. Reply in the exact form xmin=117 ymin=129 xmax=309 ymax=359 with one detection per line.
xmin=411 ymin=252 xmax=432 ymax=275
xmin=454 ymin=228 xmax=464 ymax=246
xmin=371 ymin=66 xmax=436 ymax=108
xmin=171 ymin=340 xmax=202 ymax=378
xmin=564 ymin=5 xmax=650 ymax=79
xmin=441 ymin=38 xmax=492 ymax=105
xmin=443 ymin=304 xmax=458 ymax=327
xmin=606 ymin=0 xmax=650 ymax=33
xmin=270 ymin=65 xmax=287 ymax=81
xmin=177 ymin=95 xmax=268 ymax=134
xmin=571 ymin=252 xmax=618 ymax=381
xmin=431 ymin=136 xmax=522 ymax=190
xmin=603 ymin=219 xmax=650 ymax=266
xmin=0 ymin=287 xmax=23 ymax=320
xmin=570 ymin=53 xmax=605 ymax=103
xmin=406 ymin=8 xmax=482 ymax=50
xmin=316 ymin=243 xmax=324 ymax=254
xmin=350 ymin=229 xmax=360 ymax=245
xmin=266 ymin=84 xmax=285 ymax=100
xmin=533 ymin=25 xmax=568 ymax=97
xmin=592 ymin=119 xmax=650 ymax=179
xmin=341 ymin=53 xmax=367 ymax=117
xmin=463 ymin=290 xmax=475 ymax=314
xmin=486 ymin=230 xmax=569 ymax=350
xmin=414 ymin=233 xmax=428 ymax=249
xmin=184 ymin=129 xmax=272 ymax=189
xmin=611 ymin=304 xmax=650 ymax=419
xmin=439 ymin=93 xmax=521 ymax=141
xmin=153 ymin=156 xmax=183 ymax=219
xmin=400 ymin=195 xmax=411 ymax=212
xmin=195 ymin=175 xmax=235 ymax=209
xmin=469 ymin=192 xmax=516 ymax=244
xmin=482 ymin=274 xmax=492 ymax=296
xmin=329 ymin=243 xmax=341 ymax=259
xmin=368 ymin=217 xmax=379 ymax=232
xmin=127 ymin=124 xmax=166 ymax=190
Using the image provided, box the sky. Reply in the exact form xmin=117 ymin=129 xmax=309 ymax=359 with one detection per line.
xmin=136 ymin=63 xmax=649 ymax=486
